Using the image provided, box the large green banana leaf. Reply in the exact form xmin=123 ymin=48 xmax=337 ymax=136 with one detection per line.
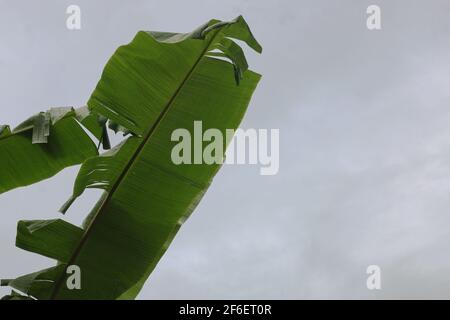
xmin=0 ymin=107 xmax=101 ymax=194
xmin=2 ymin=16 xmax=261 ymax=300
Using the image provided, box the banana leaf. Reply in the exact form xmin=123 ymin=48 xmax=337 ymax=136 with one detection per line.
xmin=0 ymin=107 xmax=100 ymax=195
xmin=2 ymin=16 xmax=262 ymax=300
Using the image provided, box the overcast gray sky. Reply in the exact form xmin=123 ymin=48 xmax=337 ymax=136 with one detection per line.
xmin=2 ymin=0 xmax=450 ymax=299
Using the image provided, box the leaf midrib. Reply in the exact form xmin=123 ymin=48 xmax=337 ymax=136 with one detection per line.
xmin=50 ymin=29 xmax=221 ymax=299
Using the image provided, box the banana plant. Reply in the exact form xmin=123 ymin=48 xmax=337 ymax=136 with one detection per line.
xmin=0 ymin=106 xmax=107 ymax=195
xmin=1 ymin=16 xmax=262 ymax=300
